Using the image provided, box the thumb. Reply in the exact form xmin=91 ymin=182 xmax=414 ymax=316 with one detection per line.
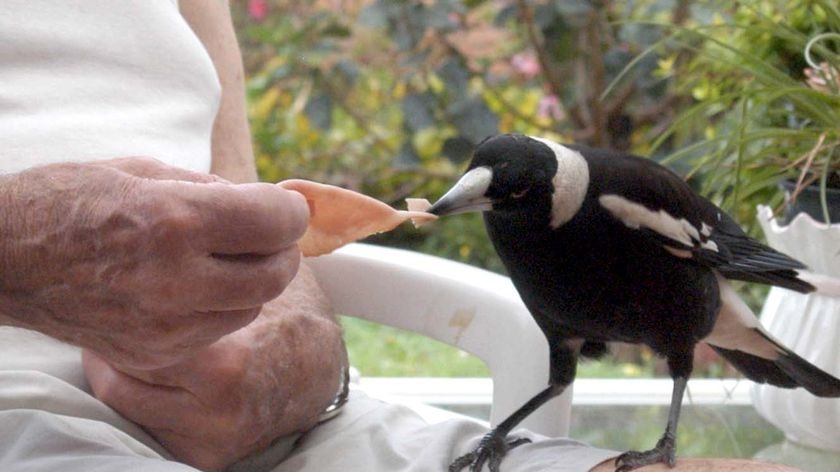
xmin=94 ymin=157 xmax=230 ymax=184
xmin=82 ymin=349 xmax=196 ymax=431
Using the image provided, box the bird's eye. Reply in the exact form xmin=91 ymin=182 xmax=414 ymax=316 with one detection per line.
xmin=511 ymin=188 xmax=529 ymax=199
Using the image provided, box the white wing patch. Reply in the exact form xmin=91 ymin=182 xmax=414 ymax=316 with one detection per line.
xmin=531 ymin=137 xmax=590 ymax=228
xmin=598 ymin=194 xmax=718 ymax=253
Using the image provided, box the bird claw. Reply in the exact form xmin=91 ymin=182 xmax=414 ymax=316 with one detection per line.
xmin=614 ymin=435 xmax=676 ymax=472
xmin=449 ymin=431 xmax=531 ymax=472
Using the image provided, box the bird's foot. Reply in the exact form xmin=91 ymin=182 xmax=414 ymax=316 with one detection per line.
xmin=449 ymin=431 xmax=531 ymax=472
xmin=614 ymin=435 xmax=676 ymax=472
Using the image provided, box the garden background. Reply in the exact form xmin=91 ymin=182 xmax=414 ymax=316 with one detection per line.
xmin=230 ymin=0 xmax=839 ymax=379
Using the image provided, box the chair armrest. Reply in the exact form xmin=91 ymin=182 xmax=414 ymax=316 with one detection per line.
xmin=306 ymin=243 xmax=571 ymax=437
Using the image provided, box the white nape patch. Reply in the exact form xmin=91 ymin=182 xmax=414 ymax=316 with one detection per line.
xmin=598 ymin=194 xmax=718 ymax=254
xmin=531 ymin=137 xmax=590 ymax=228
xmin=702 ymin=272 xmax=781 ymax=360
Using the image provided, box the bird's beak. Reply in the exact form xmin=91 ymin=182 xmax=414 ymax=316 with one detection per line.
xmin=428 ymin=166 xmax=494 ymax=216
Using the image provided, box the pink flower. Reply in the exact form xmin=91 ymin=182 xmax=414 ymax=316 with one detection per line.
xmin=248 ymin=0 xmax=268 ymax=21
xmin=511 ymin=52 xmax=541 ymax=79
xmin=804 ymin=62 xmax=840 ymax=94
xmin=537 ymin=94 xmax=564 ymax=121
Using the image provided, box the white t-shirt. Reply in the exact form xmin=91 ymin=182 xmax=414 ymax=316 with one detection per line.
xmin=0 ymin=0 xmax=221 ymax=459
xmin=0 ymin=0 xmax=220 ymax=174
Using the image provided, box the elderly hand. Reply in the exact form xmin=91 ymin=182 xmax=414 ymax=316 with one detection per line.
xmin=83 ymin=265 xmax=347 ymax=471
xmin=0 ymin=157 xmax=308 ymax=369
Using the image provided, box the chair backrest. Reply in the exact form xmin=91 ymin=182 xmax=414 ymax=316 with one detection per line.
xmin=307 ymin=243 xmax=572 ymax=437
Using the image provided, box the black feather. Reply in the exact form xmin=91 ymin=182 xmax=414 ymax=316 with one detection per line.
xmin=712 ymin=343 xmax=840 ymax=397
xmin=435 ymin=135 xmax=840 ymax=472
xmin=775 ymin=348 xmax=840 ymax=397
xmin=716 ymin=269 xmax=815 ymax=293
xmin=564 ymin=143 xmax=815 ymax=294
xmin=711 ymin=345 xmax=799 ymax=388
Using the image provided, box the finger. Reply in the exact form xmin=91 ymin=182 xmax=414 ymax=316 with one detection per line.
xmin=95 ymin=157 xmax=229 ymax=183
xmin=116 ymin=307 xmax=261 ymax=372
xmin=114 ymin=337 xmax=246 ymax=388
xmin=182 ymin=308 xmax=262 ymax=347
xmin=162 ymin=307 xmax=261 ymax=355
xmin=86 ymin=305 xmax=258 ymax=373
xmin=162 ymin=181 xmax=309 ymax=256
xmin=83 ymin=350 xmax=201 ymax=431
xmin=85 ymin=349 xmax=241 ymax=471
xmin=185 ymin=245 xmax=301 ymax=311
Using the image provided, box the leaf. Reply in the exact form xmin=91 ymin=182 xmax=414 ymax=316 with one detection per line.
xmin=270 ymin=63 xmax=294 ymax=81
xmin=437 ymin=59 xmax=470 ymax=96
xmin=394 ymin=141 xmax=421 ymax=170
xmin=252 ymin=87 xmax=281 ymax=121
xmin=448 ymin=97 xmax=499 ymax=144
xmin=305 ymin=93 xmax=333 ymax=130
xmin=333 ymin=59 xmax=360 ymax=85
xmin=321 ymin=20 xmax=352 ymax=38
xmin=442 ymin=135 xmax=475 ymax=164
xmin=494 ymin=4 xmax=517 ymax=26
xmin=463 ymin=0 xmax=487 ymax=8
xmin=402 ymin=92 xmax=436 ymax=132
xmin=392 ymin=22 xmax=417 ymax=51
xmin=534 ymin=3 xmax=559 ymax=31
xmin=604 ymin=47 xmax=636 ymax=79
xmin=554 ymin=0 xmax=592 ymax=17
xmin=358 ymin=1 xmax=388 ymax=28
xmin=423 ymin=2 xmax=456 ymax=30
xmin=412 ymin=127 xmax=445 ymax=159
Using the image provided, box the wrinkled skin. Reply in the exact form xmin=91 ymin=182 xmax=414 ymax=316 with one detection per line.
xmin=83 ymin=264 xmax=346 ymax=471
xmin=0 ymin=157 xmax=309 ymax=370
xmin=1 ymin=4 xmax=348 ymax=471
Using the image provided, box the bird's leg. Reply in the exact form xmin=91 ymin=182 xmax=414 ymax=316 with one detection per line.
xmin=448 ymin=383 xmax=566 ymax=472
xmin=449 ymin=340 xmax=576 ymax=472
xmin=615 ymin=353 xmax=692 ymax=472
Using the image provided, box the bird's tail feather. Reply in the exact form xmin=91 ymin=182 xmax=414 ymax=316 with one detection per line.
xmin=710 ymin=341 xmax=840 ymax=397
xmin=722 ymin=269 xmax=815 ymax=293
xmin=797 ymin=270 xmax=840 ymax=298
xmin=775 ymin=347 xmax=840 ymax=397
xmin=708 ymin=275 xmax=840 ymax=397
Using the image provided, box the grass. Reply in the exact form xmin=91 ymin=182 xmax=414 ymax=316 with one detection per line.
xmin=341 ymin=317 xmax=489 ymax=377
xmin=341 ymin=316 xmax=655 ymax=378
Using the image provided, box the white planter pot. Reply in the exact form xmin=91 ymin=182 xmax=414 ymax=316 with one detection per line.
xmin=751 ymin=205 xmax=840 ymax=452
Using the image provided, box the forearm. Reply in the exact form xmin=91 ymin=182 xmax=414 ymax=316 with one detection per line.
xmin=0 ymin=166 xmax=80 ymax=332
xmin=180 ymin=0 xmax=257 ymax=184
xmin=0 ymin=165 xmax=88 ymax=332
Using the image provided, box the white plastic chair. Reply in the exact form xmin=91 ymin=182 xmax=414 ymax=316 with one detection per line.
xmin=306 ymin=243 xmax=571 ymax=437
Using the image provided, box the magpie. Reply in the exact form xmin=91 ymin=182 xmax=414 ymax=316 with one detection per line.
xmin=428 ymin=134 xmax=840 ymax=472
